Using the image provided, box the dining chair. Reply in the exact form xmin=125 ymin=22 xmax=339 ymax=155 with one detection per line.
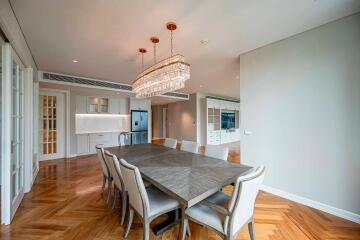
xmin=164 ymin=138 xmax=177 ymax=149
xmin=204 ymin=145 xmax=229 ymax=160
xmin=119 ymin=158 xmax=180 ymax=240
xmin=104 ymin=151 xmax=127 ymax=225
xmin=95 ymin=145 xmax=112 ymax=203
xmin=180 ymin=165 xmax=265 ymax=240
xmin=180 ymin=140 xmax=200 ymax=154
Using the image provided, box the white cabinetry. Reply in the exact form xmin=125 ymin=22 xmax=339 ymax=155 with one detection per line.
xmin=77 ymin=134 xmax=89 ymax=155
xmin=206 ymin=98 xmax=240 ymax=145
xmin=77 ymin=132 xmax=119 ymax=155
xmin=130 ymin=97 xmax=150 ymax=111
xmin=207 ymin=130 xmax=221 ymax=145
xmin=88 ymin=133 xmax=112 ymax=153
xmin=110 ymin=97 xmax=128 ymax=114
xmin=76 ymin=95 xmax=87 ymax=113
xmin=75 ymin=94 xmax=129 ymax=156
xmin=88 ymin=97 xmax=109 ymax=113
xmin=109 ymin=98 xmax=120 ymax=114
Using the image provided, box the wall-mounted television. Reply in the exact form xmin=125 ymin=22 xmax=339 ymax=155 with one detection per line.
xmin=221 ymin=112 xmax=235 ymax=129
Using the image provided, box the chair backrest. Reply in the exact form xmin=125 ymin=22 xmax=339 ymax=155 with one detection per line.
xmin=164 ymin=138 xmax=177 ymax=149
xmin=119 ymin=134 xmax=125 ymax=146
xmin=204 ymin=145 xmax=229 ymax=160
xmin=226 ymin=165 xmax=265 ymax=236
xmin=104 ymin=151 xmax=123 ymax=191
xmin=95 ymin=145 xmax=109 ymax=177
xmin=119 ymin=158 xmax=150 ymax=218
xmin=118 ymin=132 xmax=131 ymax=146
xmin=180 ymin=140 xmax=199 ymax=154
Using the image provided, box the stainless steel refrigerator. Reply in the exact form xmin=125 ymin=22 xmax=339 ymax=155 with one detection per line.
xmin=131 ymin=110 xmax=148 ymax=144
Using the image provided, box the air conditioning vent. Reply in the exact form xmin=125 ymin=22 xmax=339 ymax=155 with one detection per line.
xmin=206 ymin=96 xmax=239 ymax=103
xmin=41 ymin=71 xmax=189 ymax=100
xmin=162 ymin=92 xmax=189 ymax=99
xmin=42 ymin=72 xmax=132 ymax=91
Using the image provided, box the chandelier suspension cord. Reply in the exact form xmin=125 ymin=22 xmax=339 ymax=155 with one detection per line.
xmin=170 ymin=29 xmax=173 ymax=57
xmin=141 ymin=52 xmax=144 ymax=71
xmin=153 ymin=42 xmax=156 ymax=64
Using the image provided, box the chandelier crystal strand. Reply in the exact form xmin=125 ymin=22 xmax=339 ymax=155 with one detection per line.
xmin=132 ymin=22 xmax=190 ymax=98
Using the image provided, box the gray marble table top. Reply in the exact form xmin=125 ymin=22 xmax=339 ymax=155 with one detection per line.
xmin=112 ymin=144 xmax=253 ymax=207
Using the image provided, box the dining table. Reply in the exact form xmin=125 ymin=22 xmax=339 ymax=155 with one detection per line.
xmin=112 ymin=143 xmax=253 ymax=238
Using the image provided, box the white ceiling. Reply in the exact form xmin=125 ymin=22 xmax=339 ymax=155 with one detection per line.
xmin=10 ymin=0 xmax=360 ymax=99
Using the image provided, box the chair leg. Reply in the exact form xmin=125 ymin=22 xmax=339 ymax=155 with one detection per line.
xmin=143 ymin=220 xmax=150 ymax=240
xmin=120 ymin=190 xmax=127 ymax=225
xmin=112 ymin=188 xmax=118 ymax=210
xmin=107 ymin=177 xmax=112 ymax=203
xmin=186 ymin=221 xmax=191 ymax=237
xmin=101 ymin=174 xmax=107 ymax=193
xmin=124 ymin=208 xmax=134 ymax=238
xmin=248 ymin=220 xmax=255 ymax=240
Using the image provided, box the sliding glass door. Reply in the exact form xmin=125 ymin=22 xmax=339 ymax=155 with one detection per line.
xmin=1 ymin=43 xmax=25 ymax=224
xmin=11 ymin=57 xmax=25 ymax=208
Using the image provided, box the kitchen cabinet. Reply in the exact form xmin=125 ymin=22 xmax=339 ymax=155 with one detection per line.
xmin=77 ymin=132 xmax=120 ymax=155
xmin=109 ymin=98 xmax=120 ymax=114
xmin=77 ymin=134 xmax=89 ymax=155
xmin=75 ymin=95 xmax=87 ymax=114
xmin=130 ymin=97 xmax=150 ymax=111
xmin=88 ymin=97 xmax=109 ymax=113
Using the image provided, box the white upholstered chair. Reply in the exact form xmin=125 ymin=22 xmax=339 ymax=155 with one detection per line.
xmin=205 ymin=145 xmax=229 ymax=161
xmin=95 ymin=145 xmax=112 ymax=203
xmin=180 ymin=140 xmax=200 ymax=154
xmin=164 ymin=138 xmax=177 ymax=149
xmin=119 ymin=158 xmax=180 ymax=240
xmin=180 ymin=166 xmax=265 ymax=240
xmin=104 ymin=151 xmax=127 ymax=225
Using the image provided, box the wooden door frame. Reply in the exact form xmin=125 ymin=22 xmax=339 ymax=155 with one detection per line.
xmin=39 ymin=88 xmax=70 ymax=160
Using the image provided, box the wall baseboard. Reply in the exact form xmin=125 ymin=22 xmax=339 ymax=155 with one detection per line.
xmin=260 ymin=185 xmax=360 ymax=224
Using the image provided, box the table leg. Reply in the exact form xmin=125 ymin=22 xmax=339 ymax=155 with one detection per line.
xmin=179 ymin=206 xmax=188 ymax=240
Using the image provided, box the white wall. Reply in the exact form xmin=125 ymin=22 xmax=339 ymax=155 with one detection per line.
xmin=151 ymin=105 xmax=167 ymax=139
xmin=240 ymin=13 xmax=360 ymax=219
xmin=196 ymin=92 xmax=207 ymax=146
xmin=166 ymin=93 xmax=197 ymax=142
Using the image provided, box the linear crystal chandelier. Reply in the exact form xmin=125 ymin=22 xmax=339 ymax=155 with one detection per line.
xmin=133 ymin=22 xmax=190 ymax=98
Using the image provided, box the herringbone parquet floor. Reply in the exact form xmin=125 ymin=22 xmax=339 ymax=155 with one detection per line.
xmin=1 ymin=141 xmax=359 ymax=240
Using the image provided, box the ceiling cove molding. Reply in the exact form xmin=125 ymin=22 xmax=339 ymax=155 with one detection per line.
xmin=39 ymin=71 xmax=189 ymax=100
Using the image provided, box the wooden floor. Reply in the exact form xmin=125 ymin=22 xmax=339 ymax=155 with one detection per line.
xmin=1 ymin=141 xmax=359 ymax=240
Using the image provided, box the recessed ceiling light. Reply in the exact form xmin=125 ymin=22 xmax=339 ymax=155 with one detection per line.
xmin=200 ymin=38 xmax=209 ymax=45
xmin=72 ymin=59 xmax=78 ymax=63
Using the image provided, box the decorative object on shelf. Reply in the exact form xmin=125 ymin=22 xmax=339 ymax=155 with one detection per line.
xmin=132 ymin=22 xmax=190 ymax=98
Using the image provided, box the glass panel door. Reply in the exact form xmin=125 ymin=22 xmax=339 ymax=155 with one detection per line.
xmin=39 ymin=90 xmax=64 ymax=161
xmin=11 ymin=60 xmax=24 ymax=209
xmin=40 ymin=95 xmax=57 ymax=156
xmin=1 ymin=43 xmax=25 ymax=224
